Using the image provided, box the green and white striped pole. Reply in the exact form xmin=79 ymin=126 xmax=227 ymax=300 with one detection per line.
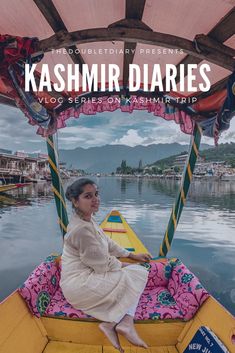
xmin=159 ymin=123 xmax=202 ymax=257
xmin=46 ymin=135 xmax=68 ymax=237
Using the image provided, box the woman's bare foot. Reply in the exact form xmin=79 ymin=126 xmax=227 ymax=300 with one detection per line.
xmin=99 ymin=322 xmax=124 ymax=352
xmin=116 ymin=315 xmax=148 ymax=348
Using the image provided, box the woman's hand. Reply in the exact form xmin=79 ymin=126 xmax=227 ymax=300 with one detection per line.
xmin=121 ymin=262 xmax=131 ymax=268
xmin=128 ymin=253 xmax=152 ymax=262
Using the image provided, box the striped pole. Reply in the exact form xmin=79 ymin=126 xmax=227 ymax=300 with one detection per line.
xmin=46 ymin=135 xmax=68 ymax=237
xmin=159 ymin=123 xmax=202 ymax=257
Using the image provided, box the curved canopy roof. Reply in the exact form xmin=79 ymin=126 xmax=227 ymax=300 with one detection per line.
xmin=0 ymin=0 xmax=234 ymax=140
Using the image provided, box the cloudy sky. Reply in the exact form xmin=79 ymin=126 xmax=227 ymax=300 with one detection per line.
xmin=0 ymin=104 xmax=235 ymax=153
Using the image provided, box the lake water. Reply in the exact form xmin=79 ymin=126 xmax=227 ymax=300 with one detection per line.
xmin=0 ymin=177 xmax=235 ymax=315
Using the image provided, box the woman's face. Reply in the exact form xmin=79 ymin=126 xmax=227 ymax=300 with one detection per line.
xmin=73 ymin=183 xmax=100 ymax=217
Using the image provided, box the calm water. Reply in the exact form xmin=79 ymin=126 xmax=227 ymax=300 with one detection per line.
xmin=0 ymin=177 xmax=235 ymax=315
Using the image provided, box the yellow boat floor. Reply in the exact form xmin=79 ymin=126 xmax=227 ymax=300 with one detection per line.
xmin=43 ymin=341 xmax=178 ymax=353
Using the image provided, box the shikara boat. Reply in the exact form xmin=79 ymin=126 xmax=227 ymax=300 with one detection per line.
xmin=1 ymin=209 xmax=234 ymax=353
xmin=0 ymin=184 xmax=18 ymax=193
xmin=0 ymin=183 xmax=30 ymax=193
xmin=0 ymin=1 xmax=235 ymax=352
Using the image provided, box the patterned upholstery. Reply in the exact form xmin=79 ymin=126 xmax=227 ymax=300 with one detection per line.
xmin=18 ymin=255 xmax=60 ymax=317
xmin=18 ymin=256 xmax=209 ymax=321
xmin=135 ymin=259 xmax=209 ymax=320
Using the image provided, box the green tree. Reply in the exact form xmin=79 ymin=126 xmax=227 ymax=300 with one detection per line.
xmin=138 ymin=159 xmax=143 ymax=170
xmin=121 ymin=160 xmax=127 ymax=173
xmin=173 ymin=166 xmax=180 ymax=173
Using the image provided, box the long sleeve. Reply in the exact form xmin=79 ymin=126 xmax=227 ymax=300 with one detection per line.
xmin=105 ymin=234 xmax=130 ymax=258
xmin=78 ymin=225 xmax=122 ymax=274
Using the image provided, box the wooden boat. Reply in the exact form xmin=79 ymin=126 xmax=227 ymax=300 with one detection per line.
xmin=0 ymin=183 xmax=30 ymax=193
xmin=0 ymin=184 xmax=18 ymax=193
xmin=0 ymin=1 xmax=235 ymax=352
xmin=0 ymin=209 xmax=234 ymax=353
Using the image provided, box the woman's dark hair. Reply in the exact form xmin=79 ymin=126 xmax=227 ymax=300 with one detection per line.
xmin=65 ymin=178 xmax=96 ymax=202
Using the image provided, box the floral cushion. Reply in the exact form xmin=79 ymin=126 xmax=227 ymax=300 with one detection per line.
xmin=19 ymin=256 xmax=209 ymax=321
xmin=135 ymin=259 xmax=209 ymax=320
xmin=135 ymin=286 xmax=183 ymax=320
xmin=18 ymin=255 xmax=60 ymax=317
xmin=141 ymin=260 xmax=172 ymax=289
xmin=168 ymin=259 xmax=209 ymax=320
xmin=45 ymin=286 xmax=92 ymax=319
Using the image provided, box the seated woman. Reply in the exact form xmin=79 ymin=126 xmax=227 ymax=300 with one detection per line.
xmin=60 ymin=178 xmax=151 ymax=352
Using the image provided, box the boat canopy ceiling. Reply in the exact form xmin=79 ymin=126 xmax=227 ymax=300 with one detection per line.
xmin=0 ymin=0 xmax=234 ymax=141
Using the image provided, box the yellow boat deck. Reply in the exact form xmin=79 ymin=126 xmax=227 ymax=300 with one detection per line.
xmin=43 ymin=341 xmax=177 ymax=352
xmin=100 ymin=210 xmax=149 ymax=254
xmin=1 ymin=290 xmax=234 ymax=353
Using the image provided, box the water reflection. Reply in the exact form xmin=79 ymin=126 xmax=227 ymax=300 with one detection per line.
xmin=0 ymin=177 xmax=234 ymax=315
xmin=137 ymin=179 xmax=143 ymax=195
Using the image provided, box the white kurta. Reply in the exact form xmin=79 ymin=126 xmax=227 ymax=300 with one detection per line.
xmin=60 ymin=213 xmax=148 ymax=322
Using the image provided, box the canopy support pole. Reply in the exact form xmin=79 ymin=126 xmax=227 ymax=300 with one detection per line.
xmin=46 ymin=135 xmax=68 ymax=237
xmin=159 ymin=123 xmax=202 ymax=257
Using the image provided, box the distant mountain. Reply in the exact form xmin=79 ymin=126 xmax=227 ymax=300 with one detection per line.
xmin=0 ymin=148 xmax=12 ymax=154
xmin=200 ymin=142 xmax=235 ymax=166
xmin=148 ymin=142 xmax=235 ymax=169
xmin=59 ymin=143 xmax=211 ymax=173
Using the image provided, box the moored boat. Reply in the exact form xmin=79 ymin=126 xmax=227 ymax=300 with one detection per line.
xmin=0 ymin=183 xmax=18 ymax=193
xmin=220 ymin=174 xmax=235 ymax=182
xmin=0 ymin=182 xmax=30 ymax=193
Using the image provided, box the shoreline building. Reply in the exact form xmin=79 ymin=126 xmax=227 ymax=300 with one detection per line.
xmin=0 ymin=151 xmax=50 ymax=184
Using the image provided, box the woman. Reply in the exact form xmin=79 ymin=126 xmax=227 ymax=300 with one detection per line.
xmin=60 ymin=178 xmax=151 ymax=352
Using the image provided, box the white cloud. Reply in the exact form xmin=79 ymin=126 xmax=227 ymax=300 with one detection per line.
xmin=1 ymin=104 xmax=235 ymax=151
xmin=112 ymin=129 xmax=146 ymax=147
xmin=31 ymin=149 xmax=42 ymax=153
xmin=58 ymin=125 xmax=114 ymax=148
xmin=28 ymin=140 xmax=43 ymax=144
xmin=219 ymin=118 xmax=235 ymax=144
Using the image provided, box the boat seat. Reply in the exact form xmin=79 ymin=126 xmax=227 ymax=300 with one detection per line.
xmin=18 ymin=255 xmax=209 ymax=321
xmin=102 ymin=228 xmax=127 ymax=233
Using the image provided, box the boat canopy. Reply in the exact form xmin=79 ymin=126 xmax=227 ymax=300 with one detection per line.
xmin=0 ymin=0 xmax=234 ymax=143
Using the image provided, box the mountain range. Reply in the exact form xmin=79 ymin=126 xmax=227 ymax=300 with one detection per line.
xmin=59 ymin=143 xmax=211 ymax=173
xmin=149 ymin=142 xmax=235 ymax=169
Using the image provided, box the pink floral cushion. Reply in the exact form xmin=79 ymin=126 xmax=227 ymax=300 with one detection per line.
xmin=135 ymin=286 xmax=183 ymax=320
xmin=135 ymin=259 xmax=209 ymax=320
xmin=18 ymin=255 xmax=60 ymax=317
xmin=143 ymin=260 xmax=172 ymax=288
xmin=19 ymin=256 xmax=209 ymax=321
xmin=45 ymin=286 xmax=92 ymax=319
xmin=168 ymin=259 xmax=209 ymax=320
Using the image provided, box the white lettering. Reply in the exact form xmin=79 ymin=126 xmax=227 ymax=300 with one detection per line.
xmin=165 ymin=64 xmax=177 ymax=91
xmin=199 ymin=64 xmax=211 ymax=92
xmin=38 ymin=65 xmax=52 ymax=91
xmin=108 ymin=64 xmax=120 ymax=91
xmin=129 ymin=64 xmax=140 ymax=91
xmin=187 ymin=64 xmax=198 ymax=92
xmin=53 ymin=64 xmax=66 ymax=92
xmin=25 ymin=64 xmax=37 ymax=91
xmin=150 ymin=64 xmax=163 ymax=91
xmin=82 ymin=64 xmax=98 ymax=91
